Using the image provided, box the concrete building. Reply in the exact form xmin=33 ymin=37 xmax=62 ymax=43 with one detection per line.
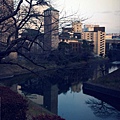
xmin=59 ymin=36 xmax=82 ymax=53
xmin=84 ymin=24 xmax=99 ymax=32
xmin=44 ymin=7 xmax=59 ymax=52
xmin=72 ymin=21 xmax=82 ymax=33
xmin=82 ymin=26 xmax=106 ymax=56
xmin=105 ymin=34 xmax=113 ymax=39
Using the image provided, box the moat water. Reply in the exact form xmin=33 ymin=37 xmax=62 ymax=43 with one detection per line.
xmin=15 ymin=62 xmax=120 ymax=120
xmin=17 ymin=84 xmax=120 ymax=120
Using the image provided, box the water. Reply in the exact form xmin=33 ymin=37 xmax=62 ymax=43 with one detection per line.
xmin=17 ymin=82 xmax=120 ymax=120
xmin=58 ymin=87 xmax=97 ymax=120
xmin=16 ymin=62 xmax=120 ymax=120
xmin=109 ymin=66 xmax=119 ymax=73
xmin=58 ymin=85 xmax=120 ymax=120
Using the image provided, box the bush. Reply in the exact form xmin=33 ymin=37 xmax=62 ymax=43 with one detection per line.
xmin=0 ymin=86 xmax=28 ymax=120
xmin=32 ymin=114 xmax=65 ymax=120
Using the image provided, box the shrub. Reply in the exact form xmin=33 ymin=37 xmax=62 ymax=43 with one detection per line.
xmin=0 ymin=86 xmax=28 ymax=120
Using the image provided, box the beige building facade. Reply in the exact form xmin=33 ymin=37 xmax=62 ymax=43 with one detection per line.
xmin=82 ymin=30 xmax=105 ymax=56
xmin=72 ymin=21 xmax=82 ymax=33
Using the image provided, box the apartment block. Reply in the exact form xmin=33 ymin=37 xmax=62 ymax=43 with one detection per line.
xmin=82 ymin=27 xmax=105 ymax=56
xmin=72 ymin=21 xmax=82 ymax=33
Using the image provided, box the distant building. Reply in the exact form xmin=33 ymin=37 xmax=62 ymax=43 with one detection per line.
xmin=62 ymin=27 xmax=73 ymax=33
xmin=105 ymin=33 xmax=120 ymax=39
xmin=73 ymin=33 xmax=81 ymax=39
xmin=82 ymin=26 xmax=106 ymax=56
xmin=59 ymin=37 xmax=82 ymax=53
xmin=72 ymin=21 xmax=82 ymax=33
xmin=105 ymin=34 xmax=112 ymax=39
xmin=69 ymin=41 xmax=82 ymax=53
xmin=61 ymin=27 xmax=73 ymax=38
xmin=59 ymin=32 xmax=70 ymax=40
xmin=44 ymin=7 xmax=59 ymax=52
xmin=84 ymin=24 xmax=99 ymax=32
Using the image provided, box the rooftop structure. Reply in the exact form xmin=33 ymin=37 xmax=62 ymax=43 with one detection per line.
xmin=84 ymin=24 xmax=99 ymax=32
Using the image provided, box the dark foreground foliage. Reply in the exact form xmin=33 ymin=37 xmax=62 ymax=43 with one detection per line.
xmin=0 ymin=86 xmax=28 ymax=120
xmin=32 ymin=114 xmax=65 ymax=120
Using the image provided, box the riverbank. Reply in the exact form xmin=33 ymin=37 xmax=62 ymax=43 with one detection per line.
xmin=0 ymin=57 xmax=108 ymax=80
xmin=82 ymin=82 xmax=120 ymax=111
xmin=0 ymin=84 xmax=54 ymax=120
xmin=1 ymin=57 xmax=117 ymax=119
xmin=83 ymin=82 xmax=120 ymax=99
xmin=82 ymin=67 xmax=120 ymax=110
xmin=88 ymin=68 xmax=120 ymax=91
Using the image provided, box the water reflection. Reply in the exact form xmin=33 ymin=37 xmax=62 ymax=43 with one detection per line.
xmin=16 ymin=62 xmax=120 ymax=120
xmin=86 ymin=99 xmax=120 ymax=119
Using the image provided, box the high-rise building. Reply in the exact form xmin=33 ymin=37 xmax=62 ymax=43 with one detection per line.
xmin=44 ymin=7 xmax=59 ymax=52
xmin=82 ymin=26 xmax=105 ymax=56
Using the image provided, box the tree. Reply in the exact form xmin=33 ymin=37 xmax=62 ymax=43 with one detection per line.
xmin=58 ymin=41 xmax=71 ymax=54
xmin=81 ymin=40 xmax=94 ymax=61
xmin=0 ymin=86 xmax=28 ymax=120
xmin=0 ymin=0 xmax=89 ymax=71
xmin=86 ymin=99 xmax=120 ymax=119
xmin=0 ymin=0 xmax=55 ymax=71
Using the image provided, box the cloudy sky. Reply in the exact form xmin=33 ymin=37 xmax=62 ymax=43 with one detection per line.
xmin=51 ymin=0 xmax=120 ymax=33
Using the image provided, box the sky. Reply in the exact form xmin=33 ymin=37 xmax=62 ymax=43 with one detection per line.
xmin=51 ymin=0 xmax=120 ymax=33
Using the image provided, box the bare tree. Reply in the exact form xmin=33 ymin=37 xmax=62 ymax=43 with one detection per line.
xmin=0 ymin=0 xmax=90 ymax=74
xmin=0 ymin=0 xmax=58 ymax=72
xmin=86 ymin=99 xmax=120 ymax=119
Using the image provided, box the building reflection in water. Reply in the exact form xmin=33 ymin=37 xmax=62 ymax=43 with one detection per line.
xmin=16 ymin=62 xmax=120 ymax=115
xmin=44 ymin=84 xmax=58 ymax=114
xmin=71 ymin=82 xmax=82 ymax=93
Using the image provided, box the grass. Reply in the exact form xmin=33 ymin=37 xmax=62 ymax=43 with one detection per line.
xmin=89 ymin=68 xmax=120 ymax=90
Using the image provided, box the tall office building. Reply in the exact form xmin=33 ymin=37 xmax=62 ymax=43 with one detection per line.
xmin=82 ymin=26 xmax=105 ymax=56
xmin=44 ymin=7 xmax=59 ymax=52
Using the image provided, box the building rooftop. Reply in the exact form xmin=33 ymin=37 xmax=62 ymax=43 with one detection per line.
xmin=36 ymin=0 xmax=49 ymax=5
xmin=45 ymin=7 xmax=59 ymax=12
